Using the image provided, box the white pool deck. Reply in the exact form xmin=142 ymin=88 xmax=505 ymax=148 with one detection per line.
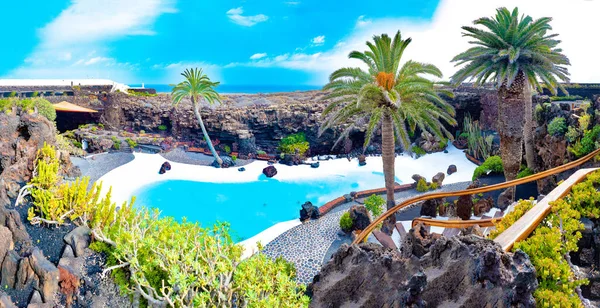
xmin=97 ymin=144 xmax=477 ymax=258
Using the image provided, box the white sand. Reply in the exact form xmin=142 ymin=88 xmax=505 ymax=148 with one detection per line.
xmin=97 ymin=144 xmax=476 ymax=257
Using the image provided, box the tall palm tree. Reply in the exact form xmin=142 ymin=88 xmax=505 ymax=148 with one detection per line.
xmin=321 ymin=31 xmax=456 ymax=232
xmin=172 ymin=68 xmax=223 ymax=166
xmin=451 ymin=7 xmax=570 ymax=203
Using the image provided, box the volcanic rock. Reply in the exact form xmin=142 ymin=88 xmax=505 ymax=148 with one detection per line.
xmin=0 ymin=226 xmax=13 ymax=267
xmin=411 ymin=174 xmax=425 ymax=184
xmin=432 ymin=172 xmax=445 ymax=187
xmin=420 ymin=198 xmax=443 ymax=217
xmin=262 ymin=166 xmax=277 ymax=178
xmin=238 ymin=167 xmax=245 ymax=172
xmin=447 ymin=164 xmax=457 ymax=175
xmin=299 ymin=201 xmax=320 ymax=221
xmin=358 ymin=154 xmax=366 ymax=166
xmin=310 ymin=162 xmax=319 ymax=168
xmin=1 ymin=251 xmax=19 ymax=289
xmin=473 ymin=197 xmax=494 ymax=216
xmin=29 ymin=248 xmax=60 ymax=303
xmin=349 ymin=205 xmax=370 ymax=231
xmin=309 ymin=235 xmax=537 ymax=307
xmin=457 ymin=181 xmax=479 ymax=220
xmin=63 ymin=226 xmax=91 ymax=257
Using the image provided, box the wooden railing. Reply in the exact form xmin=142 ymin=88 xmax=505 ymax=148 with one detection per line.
xmin=411 ymin=217 xmax=498 ymax=229
xmin=352 ymin=147 xmax=600 ymax=245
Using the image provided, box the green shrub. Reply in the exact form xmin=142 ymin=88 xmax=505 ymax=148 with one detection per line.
xmin=411 ymin=145 xmax=426 ymax=156
xmin=489 ymin=199 xmax=535 ymax=239
xmin=568 ymin=125 xmax=600 ymax=158
xmin=547 ymin=117 xmax=567 ymax=136
xmin=534 ymin=104 xmax=545 ymax=124
xmin=549 ymin=95 xmax=583 ymax=101
xmin=223 ymin=145 xmax=231 ymax=154
xmin=279 ymin=133 xmax=310 ymax=157
xmin=565 ymin=170 xmax=600 ymax=218
xmin=111 ymin=136 xmax=121 ymax=150
xmin=98 ymin=123 xmax=104 ymax=129
xmin=158 ymin=124 xmax=167 ymax=131
xmin=91 ymin=127 xmax=97 ymax=132
xmin=515 ymin=197 xmax=586 ymax=307
xmin=339 ymin=212 xmax=353 ymax=232
xmin=127 ymin=89 xmax=157 ymax=97
xmin=565 ymin=126 xmax=580 ymax=143
xmin=416 ymin=178 xmax=429 ymax=192
xmin=231 ymin=155 xmax=237 ymax=162
xmin=517 ymin=167 xmax=534 ymax=179
xmin=8 ymin=91 xmax=16 ymax=97
xmin=256 ymin=150 xmax=266 ymax=155
xmin=429 ymin=182 xmax=438 ymax=190
xmin=125 ymin=138 xmax=137 ymax=148
xmin=139 ymin=130 xmax=145 ymax=134
xmin=364 ymin=194 xmax=385 ymax=218
xmin=472 ymin=156 xmax=503 ymax=180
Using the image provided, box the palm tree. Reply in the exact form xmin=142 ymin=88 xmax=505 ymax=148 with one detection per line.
xmin=321 ymin=31 xmax=456 ymax=232
xmin=451 ymin=7 xmax=570 ymax=203
xmin=172 ymin=68 xmax=223 ymax=166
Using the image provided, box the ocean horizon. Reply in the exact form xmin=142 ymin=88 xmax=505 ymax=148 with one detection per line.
xmin=128 ymin=84 xmax=323 ymax=94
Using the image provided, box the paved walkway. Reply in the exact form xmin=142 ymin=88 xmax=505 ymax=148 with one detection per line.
xmin=262 ymin=181 xmax=472 ymax=285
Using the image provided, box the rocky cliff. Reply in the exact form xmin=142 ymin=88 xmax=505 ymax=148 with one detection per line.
xmin=99 ymin=88 xmax=495 ymax=155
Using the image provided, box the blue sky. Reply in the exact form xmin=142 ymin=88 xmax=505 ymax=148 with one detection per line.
xmin=1 ymin=0 xmax=599 ymax=86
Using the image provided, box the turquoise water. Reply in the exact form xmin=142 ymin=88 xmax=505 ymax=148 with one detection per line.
xmin=133 ymin=172 xmax=400 ymax=241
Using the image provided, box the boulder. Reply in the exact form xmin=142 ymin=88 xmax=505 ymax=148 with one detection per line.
xmin=299 ymin=201 xmax=320 ymax=221
xmin=0 ymin=226 xmax=13 ymax=266
xmin=457 ymin=181 xmax=479 ymax=220
xmin=0 ymin=292 xmax=17 ymax=308
xmin=411 ymin=174 xmax=425 ymax=183
xmin=496 ymin=188 xmax=514 ymax=211
xmin=0 ymin=208 xmax=30 ymax=243
xmin=419 ymin=198 xmax=443 ymax=217
xmin=438 ymin=201 xmax=456 ymax=217
xmin=447 ymin=164 xmax=457 ymax=175
xmin=16 ymin=257 xmax=35 ymax=290
xmin=221 ymin=156 xmax=236 ymax=168
xmin=309 ymin=235 xmax=537 ymax=308
xmin=432 ymin=172 xmax=445 ymax=187
xmin=1 ymin=251 xmax=19 ymax=289
xmin=237 ymin=167 xmax=246 ymax=172
xmin=310 ymin=162 xmax=320 ymax=168
xmin=358 ymin=154 xmax=366 ymax=166
xmin=63 ymin=226 xmax=91 ymax=257
xmin=473 ymin=197 xmax=494 ymax=216
xmin=158 ymin=161 xmax=171 ymax=174
xmin=349 ymin=205 xmax=371 ymax=231
xmin=28 ymin=248 xmax=60 ymax=303
xmin=262 ymin=166 xmax=277 ymax=178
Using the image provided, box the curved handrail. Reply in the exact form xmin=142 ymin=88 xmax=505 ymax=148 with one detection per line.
xmin=352 ymin=147 xmax=600 ymax=244
xmin=411 ymin=217 xmax=500 ymax=229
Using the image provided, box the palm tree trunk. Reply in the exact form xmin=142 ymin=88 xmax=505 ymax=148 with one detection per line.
xmin=381 ymin=112 xmax=396 ymax=235
xmin=497 ymin=71 xmax=527 ymax=206
xmin=523 ymin=82 xmax=535 ymax=170
xmin=192 ymin=99 xmax=222 ymax=166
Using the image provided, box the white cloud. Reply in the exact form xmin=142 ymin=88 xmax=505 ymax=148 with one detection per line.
xmin=226 ymin=7 xmax=268 ymax=27
xmin=311 ymin=35 xmax=325 ymax=46
xmin=243 ymin=0 xmax=600 ymax=84
xmin=4 ymin=0 xmax=176 ymax=82
xmin=250 ymin=53 xmax=267 ymax=60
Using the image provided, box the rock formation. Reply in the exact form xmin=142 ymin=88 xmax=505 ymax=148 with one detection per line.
xmin=299 ymin=202 xmax=320 ymax=222
xmin=308 ymin=235 xmax=537 ymax=307
xmin=262 ymin=166 xmax=277 ymax=178
xmin=349 ymin=205 xmax=370 ymax=231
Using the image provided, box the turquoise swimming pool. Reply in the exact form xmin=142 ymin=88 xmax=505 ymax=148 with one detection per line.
xmin=133 ymin=171 xmax=400 ymax=241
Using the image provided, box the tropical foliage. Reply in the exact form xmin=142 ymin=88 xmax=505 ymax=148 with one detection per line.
xmin=451 ymin=7 xmax=570 ymax=202
xmin=462 ymin=114 xmax=494 ymax=160
xmin=472 ymin=155 xmax=504 ymax=180
xmin=364 ymin=194 xmax=385 ymax=218
xmin=320 ymin=31 xmax=456 ymax=215
xmin=547 ymin=117 xmax=567 ymax=136
xmin=488 ymin=198 xmax=535 ymax=239
xmin=172 ymin=68 xmax=223 ymax=166
xmin=0 ymin=98 xmax=56 ymax=121
xmin=279 ymin=132 xmax=310 ymax=157
xmin=339 ymin=212 xmax=353 ymax=232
